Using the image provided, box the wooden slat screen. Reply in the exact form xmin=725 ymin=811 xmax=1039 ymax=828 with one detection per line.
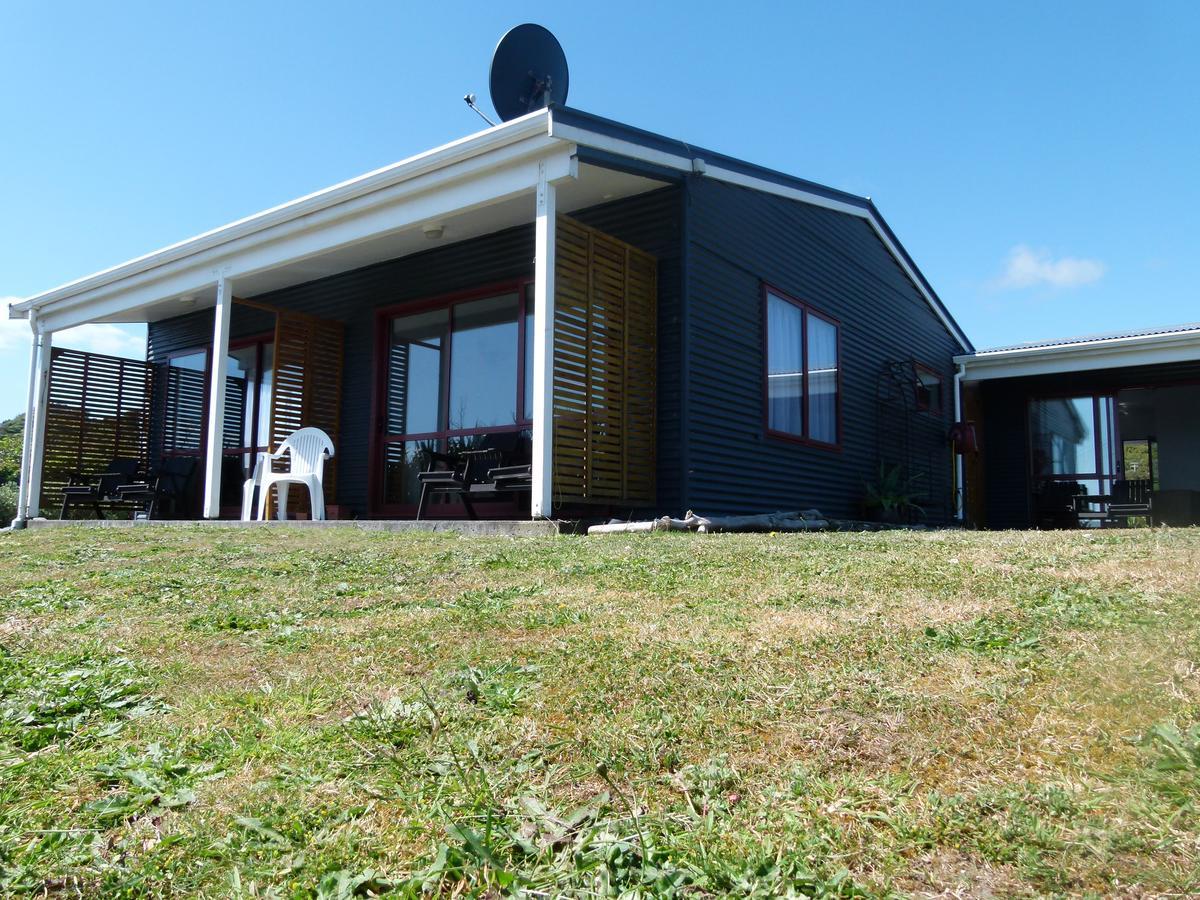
xmin=40 ymin=347 xmax=153 ymax=514
xmin=552 ymin=215 xmax=657 ymax=505
xmin=267 ymin=310 xmax=344 ymax=512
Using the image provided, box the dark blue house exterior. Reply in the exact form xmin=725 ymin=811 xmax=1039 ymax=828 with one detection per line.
xmin=12 ymin=107 xmax=974 ymax=525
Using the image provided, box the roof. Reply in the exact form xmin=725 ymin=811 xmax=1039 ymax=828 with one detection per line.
xmin=9 ymin=105 xmax=971 ymax=351
xmin=974 ymin=321 xmax=1200 ymax=355
xmin=956 ymin=320 xmax=1200 ymax=381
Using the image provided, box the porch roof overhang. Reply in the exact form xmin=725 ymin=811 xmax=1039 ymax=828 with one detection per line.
xmin=955 ymin=323 xmax=1200 ymax=382
xmin=9 ymin=105 xmax=971 ymax=352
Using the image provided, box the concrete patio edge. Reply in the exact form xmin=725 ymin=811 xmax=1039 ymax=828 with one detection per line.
xmin=23 ymin=518 xmax=567 ymax=536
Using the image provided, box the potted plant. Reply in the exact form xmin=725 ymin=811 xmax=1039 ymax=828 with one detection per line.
xmin=862 ymin=463 xmax=925 ymax=524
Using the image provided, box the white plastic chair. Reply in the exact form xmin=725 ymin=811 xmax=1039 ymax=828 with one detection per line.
xmin=254 ymin=427 xmax=335 ymax=521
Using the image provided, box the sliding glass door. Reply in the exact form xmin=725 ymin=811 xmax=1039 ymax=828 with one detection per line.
xmin=375 ymin=284 xmax=533 ymax=515
xmin=1029 ymin=394 xmax=1116 ymax=525
xmin=159 ymin=338 xmax=274 ymax=512
xmin=220 ymin=339 xmax=273 ymax=507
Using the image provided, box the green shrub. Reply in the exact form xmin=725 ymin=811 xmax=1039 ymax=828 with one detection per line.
xmin=0 ymin=481 xmax=17 ymax=524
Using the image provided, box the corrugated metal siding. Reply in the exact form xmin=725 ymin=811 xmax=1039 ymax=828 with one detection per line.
xmin=683 ymin=178 xmax=961 ymax=521
xmin=147 ymin=186 xmax=682 ymax=517
xmin=977 ymin=360 xmax=1200 ymax=528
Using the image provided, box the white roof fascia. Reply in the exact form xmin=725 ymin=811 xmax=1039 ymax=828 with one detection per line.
xmin=549 ymin=117 xmax=973 ymax=353
xmin=35 ymin=144 xmax=578 ymax=333
xmin=955 ymin=329 xmax=1200 ymax=381
xmin=11 ymin=109 xmax=556 ymax=322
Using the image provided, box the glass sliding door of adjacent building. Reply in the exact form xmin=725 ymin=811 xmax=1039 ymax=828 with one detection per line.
xmin=1028 ymin=394 xmax=1116 ymax=525
xmin=377 ymin=284 xmax=534 ymax=515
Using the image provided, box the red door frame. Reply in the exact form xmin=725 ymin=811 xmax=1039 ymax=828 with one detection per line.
xmin=367 ymin=279 xmax=534 ymax=518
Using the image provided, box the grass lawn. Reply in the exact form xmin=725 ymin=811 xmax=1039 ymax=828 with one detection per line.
xmin=1 ymin=526 xmax=1199 ymax=897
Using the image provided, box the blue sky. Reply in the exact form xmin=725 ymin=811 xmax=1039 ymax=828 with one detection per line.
xmin=2 ymin=1 xmax=1197 ymax=420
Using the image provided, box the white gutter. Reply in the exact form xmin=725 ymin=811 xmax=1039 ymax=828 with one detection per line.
xmin=953 ymin=361 xmax=965 ymax=522
xmin=10 ymin=109 xmax=554 ymax=319
xmin=956 ymin=327 xmax=1200 ymax=381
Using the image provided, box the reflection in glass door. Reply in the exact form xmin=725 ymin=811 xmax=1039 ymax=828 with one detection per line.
xmin=1029 ymin=394 xmax=1116 ymax=526
xmin=220 ymin=339 xmax=274 ymax=507
xmin=377 ymin=285 xmax=533 ymax=514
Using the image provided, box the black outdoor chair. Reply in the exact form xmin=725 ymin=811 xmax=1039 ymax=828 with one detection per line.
xmin=113 ymin=456 xmax=199 ymax=520
xmin=1107 ymin=478 xmax=1153 ymax=526
xmin=415 ymin=433 xmax=529 ymax=520
xmin=59 ymin=458 xmax=142 ymax=519
xmin=1033 ymin=480 xmax=1086 ymax=530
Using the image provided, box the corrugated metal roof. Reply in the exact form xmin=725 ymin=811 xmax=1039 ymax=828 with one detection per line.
xmin=976 ymin=321 xmax=1200 ymax=355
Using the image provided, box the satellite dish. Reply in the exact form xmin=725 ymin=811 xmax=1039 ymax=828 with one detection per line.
xmin=489 ymin=24 xmax=569 ymax=122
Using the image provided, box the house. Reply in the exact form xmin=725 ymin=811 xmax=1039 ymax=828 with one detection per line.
xmin=8 ymin=106 xmax=975 ymax=526
xmin=957 ymin=324 xmax=1200 ymax=528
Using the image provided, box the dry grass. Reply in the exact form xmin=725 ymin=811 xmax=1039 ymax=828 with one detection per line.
xmin=1 ymin=525 xmax=1198 ymax=897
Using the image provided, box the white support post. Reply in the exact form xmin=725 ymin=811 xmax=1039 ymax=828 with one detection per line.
xmin=531 ymin=161 xmax=556 ymax=519
xmin=25 ymin=328 xmax=53 ymax=520
xmin=202 ymin=275 xmax=233 ymax=519
xmin=954 ymin=363 xmax=966 ymax=523
xmin=14 ymin=320 xmax=41 ymax=525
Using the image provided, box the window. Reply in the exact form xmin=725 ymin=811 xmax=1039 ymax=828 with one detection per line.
xmin=765 ymin=288 xmax=839 ymax=446
xmin=915 ymin=364 xmax=943 ymax=414
xmin=377 ymin=283 xmax=534 ymax=509
xmin=162 ymin=349 xmax=208 ymax=455
xmin=223 ymin=339 xmax=274 ymax=455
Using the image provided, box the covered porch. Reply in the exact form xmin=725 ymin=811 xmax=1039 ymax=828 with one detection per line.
xmin=9 ymin=110 xmax=667 ymax=525
xmin=958 ymin=325 xmax=1200 ymax=529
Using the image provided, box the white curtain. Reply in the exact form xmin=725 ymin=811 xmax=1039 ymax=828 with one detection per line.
xmin=767 ymin=294 xmax=803 ymax=435
xmin=806 ymin=316 xmax=838 ymax=443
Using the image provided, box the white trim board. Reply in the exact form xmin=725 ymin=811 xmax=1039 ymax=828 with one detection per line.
xmin=11 ymin=110 xmax=553 ymax=318
xmin=10 ymin=106 xmax=969 ymax=355
xmin=956 ymin=330 xmax=1200 ymax=382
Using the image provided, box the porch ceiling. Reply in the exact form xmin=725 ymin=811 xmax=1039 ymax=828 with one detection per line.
xmin=118 ymin=162 xmax=665 ymax=324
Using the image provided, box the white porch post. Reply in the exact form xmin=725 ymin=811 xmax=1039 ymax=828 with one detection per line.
xmin=531 ymin=161 xmax=556 ymax=519
xmin=15 ymin=319 xmax=42 ymax=524
xmin=202 ymin=275 xmax=233 ymax=519
xmin=24 ymin=327 xmax=53 ymax=519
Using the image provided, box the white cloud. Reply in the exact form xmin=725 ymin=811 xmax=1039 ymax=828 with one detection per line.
xmin=1 ymin=297 xmax=145 ymax=359
xmin=993 ymin=245 xmax=1107 ymax=291
xmin=56 ymin=323 xmax=146 ymax=358
xmin=0 ymin=298 xmax=33 ymax=352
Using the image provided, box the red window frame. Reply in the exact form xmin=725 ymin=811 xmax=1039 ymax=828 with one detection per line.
xmin=761 ymin=284 xmax=842 ymax=451
xmin=367 ymin=279 xmax=534 ymax=517
xmin=913 ymin=362 xmax=944 ymax=415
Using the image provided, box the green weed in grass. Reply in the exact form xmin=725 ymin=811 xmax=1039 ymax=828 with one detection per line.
xmin=0 ymin=645 xmax=164 ymax=752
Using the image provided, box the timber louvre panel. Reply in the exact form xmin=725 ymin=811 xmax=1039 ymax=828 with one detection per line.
xmin=40 ymin=347 xmax=153 ymax=514
xmin=552 ymin=215 xmax=657 ymax=505
xmin=267 ymin=310 xmax=344 ymax=512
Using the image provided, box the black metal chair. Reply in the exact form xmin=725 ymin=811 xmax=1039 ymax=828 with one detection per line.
xmin=1034 ymin=480 xmax=1086 ymax=530
xmin=487 ymin=463 xmax=532 ymax=494
xmin=1108 ymin=479 xmax=1153 ymax=526
xmin=60 ymin=458 xmax=142 ymax=519
xmin=113 ymin=456 xmax=198 ymax=520
xmin=415 ymin=433 xmax=529 ymax=520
